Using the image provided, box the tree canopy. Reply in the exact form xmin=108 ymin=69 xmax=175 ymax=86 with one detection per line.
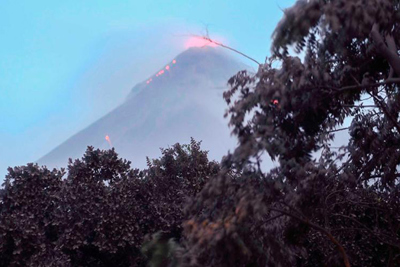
xmin=1 ymin=0 xmax=400 ymax=266
xmin=0 ymin=140 xmax=218 ymax=266
xmin=180 ymin=0 xmax=400 ymax=266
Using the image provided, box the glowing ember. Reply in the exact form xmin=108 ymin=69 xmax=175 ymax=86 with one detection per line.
xmin=184 ymin=37 xmax=218 ymax=49
xmin=105 ymin=135 xmax=113 ymax=147
xmin=165 ymin=65 xmax=170 ymax=70
xmin=172 ymin=59 xmax=176 ymax=64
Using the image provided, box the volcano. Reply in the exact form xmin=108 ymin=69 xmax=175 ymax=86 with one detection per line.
xmin=38 ymin=47 xmax=249 ymax=169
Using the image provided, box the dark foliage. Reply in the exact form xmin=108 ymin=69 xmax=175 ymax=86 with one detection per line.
xmin=180 ymin=0 xmax=400 ymax=266
xmin=0 ymin=139 xmax=218 ymax=266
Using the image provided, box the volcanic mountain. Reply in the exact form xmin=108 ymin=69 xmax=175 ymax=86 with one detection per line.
xmin=38 ymin=47 xmax=250 ymax=169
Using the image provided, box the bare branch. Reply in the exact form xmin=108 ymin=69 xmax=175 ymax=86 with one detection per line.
xmin=342 ymin=104 xmax=377 ymax=108
xmin=328 ymin=127 xmax=349 ymax=133
xmin=196 ymin=35 xmax=262 ymax=65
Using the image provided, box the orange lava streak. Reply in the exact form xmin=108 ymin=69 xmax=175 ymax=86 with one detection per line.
xmin=105 ymin=135 xmax=113 ymax=148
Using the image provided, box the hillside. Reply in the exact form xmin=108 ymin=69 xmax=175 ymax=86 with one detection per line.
xmin=38 ymin=47 xmax=250 ymax=169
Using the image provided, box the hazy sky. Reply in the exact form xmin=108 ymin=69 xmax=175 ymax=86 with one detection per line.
xmin=0 ymin=0 xmax=295 ymax=179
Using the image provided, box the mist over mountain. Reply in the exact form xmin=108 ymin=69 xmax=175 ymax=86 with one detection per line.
xmin=38 ymin=47 xmax=252 ymax=169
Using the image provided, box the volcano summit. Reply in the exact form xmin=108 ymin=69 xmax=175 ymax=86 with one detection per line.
xmin=39 ymin=47 xmax=249 ymax=169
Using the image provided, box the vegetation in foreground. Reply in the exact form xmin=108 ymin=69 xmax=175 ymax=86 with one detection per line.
xmin=1 ymin=0 xmax=400 ymax=266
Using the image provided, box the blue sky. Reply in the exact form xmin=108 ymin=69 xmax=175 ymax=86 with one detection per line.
xmin=0 ymin=0 xmax=295 ymax=179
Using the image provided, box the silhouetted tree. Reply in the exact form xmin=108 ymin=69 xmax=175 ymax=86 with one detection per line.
xmin=181 ymin=0 xmax=400 ymax=266
xmin=0 ymin=139 xmax=218 ymax=266
xmin=0 ymin=164 xmax=66 ymax=266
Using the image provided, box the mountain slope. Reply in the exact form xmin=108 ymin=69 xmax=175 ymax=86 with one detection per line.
xmin=38 ymin=47 xmax=250 ymax=169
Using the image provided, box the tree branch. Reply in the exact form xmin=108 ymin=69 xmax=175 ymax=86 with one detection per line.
xmin=197 ymin=35 xmax=262 ymax=65
xmin=329 ymin=78 xmax=400 ymax=92
xmin=342 ymin=104 xmax=377 ymax=108
xmin=310 ymin=79 xmax=400 ymax=95
xmin=332 ymin=213 xmax=400 ymax=249
xmin=370 ymin=24 xmax=400 ymax=77
xmin=385 ymin=34 xmax=398 ymax=78
xmin=361 ymin=173 xmax=400 ymax=181
xmin=269 ymin=207 xmax=351 ymax=267
xmin=368 ymin=91 xmax=400 ymax=133
xmin=328 ymin=127 xmax=349 ymax=133
xmin=252 ymin=213 xmax=285 ymax=231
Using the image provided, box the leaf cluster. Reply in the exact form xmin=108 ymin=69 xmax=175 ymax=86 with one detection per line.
xmin=0 ymin=139 xmax=218 ymax=266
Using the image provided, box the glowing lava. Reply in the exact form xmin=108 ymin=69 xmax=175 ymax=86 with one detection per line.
xmin=184 ymin=37 xmax=218 ymax=49
xmin=146 ymin=58 xmax=178 ymax=86
xmin=105 ymin=135 xmax=113 ymax=148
